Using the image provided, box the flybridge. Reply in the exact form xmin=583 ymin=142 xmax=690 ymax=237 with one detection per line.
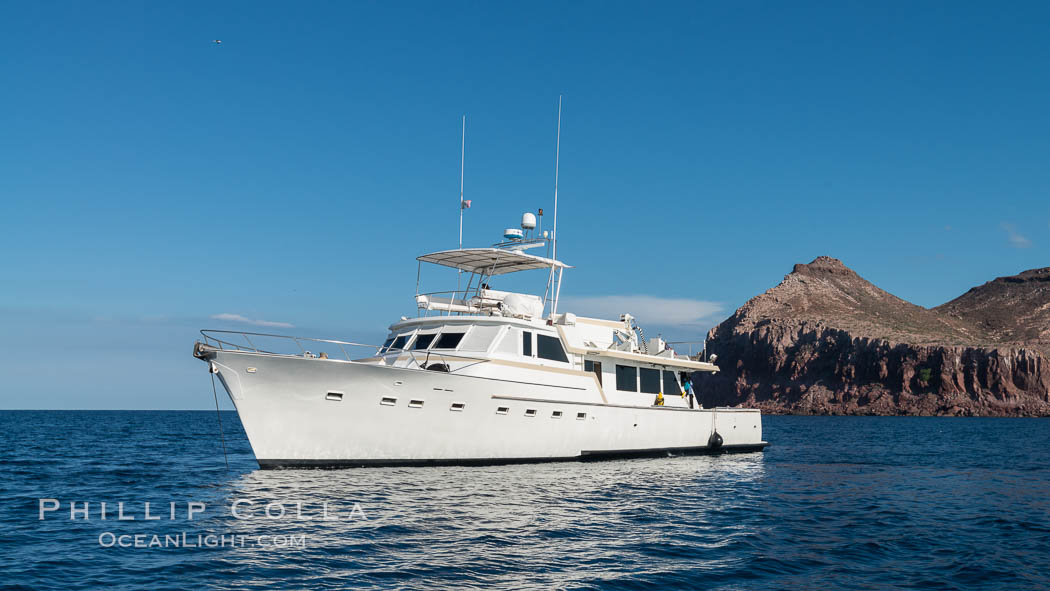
xmin=417 ymin=247 xmax=569 ymax=276
xmin=415 ymin=211 xmax=570 ymax=320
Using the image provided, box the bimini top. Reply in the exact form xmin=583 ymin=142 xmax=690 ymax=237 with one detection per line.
xmin=417 ymin=248 xmax=570 ymax=276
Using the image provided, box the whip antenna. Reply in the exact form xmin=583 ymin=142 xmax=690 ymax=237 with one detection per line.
xmin=459 ymin=115 xmax=466 ymax=249
xmin=553 ymin=95 xmax=561 ymax=262
xmin=547 ymin=95 xmax=564 ymax=315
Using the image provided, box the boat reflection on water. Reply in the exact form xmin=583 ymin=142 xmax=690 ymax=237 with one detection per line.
xmin=209 ymin=455 xmax=768 ymax=587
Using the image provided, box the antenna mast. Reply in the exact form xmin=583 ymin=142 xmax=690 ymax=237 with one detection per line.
xmin=553 ymin=96 xmax=562 ymax=262
xmin=549 ymin=95 xmax=564 ymax=316
xmin=458 ymin=115 xmax=466 ymax=249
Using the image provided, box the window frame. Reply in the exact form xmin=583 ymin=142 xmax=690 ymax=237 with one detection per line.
xmin=536 ymin=334 xmax=568 ymax=363
xmin=389 ymin=334 xmax=412 ymax=352
xmin=662 ymin=370 xmax=680 ymax=395
xmin=458 ymin=324 xmax=502 ymax=353
xmin=615 ymin=365 xmax=638 ymax=392
xmin=412 ymin=333 xmax=437 ymax=350
xmin=639 ymin=367 xmax=661 ymax=394
xmin=432 ymin=332 xmax=465 ymax=350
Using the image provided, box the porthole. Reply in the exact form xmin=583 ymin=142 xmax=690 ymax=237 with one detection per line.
xmin=450 ymin=402 xmax=466 ymax=412
xmin=325 ymin=392 xmax=343 ymax=402
xmin=496 ymin=407 xmax=509 ymax=415
xmin=552 ymin=411 xmax=563 ymax=419
xmin=408 ymin=400 xmax=424 ymax=408
xmin=576 ymin=412 xmax=587 ymax=420
xmin=380 ymin=397 xmax=397 ymax=406
xmin=524 ymin=409 xmax=537 ymax=417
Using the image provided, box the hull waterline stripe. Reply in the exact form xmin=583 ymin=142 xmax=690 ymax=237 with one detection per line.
xmin=256 ymin=443 xmax=769 ymax=469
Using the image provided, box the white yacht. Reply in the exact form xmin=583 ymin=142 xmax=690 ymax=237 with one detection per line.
xmin=193 ymin=213 xmax=767 ymax=468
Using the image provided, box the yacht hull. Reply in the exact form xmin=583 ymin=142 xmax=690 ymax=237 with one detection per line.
xmin=205 ymin=349 xmax=767 ymax=468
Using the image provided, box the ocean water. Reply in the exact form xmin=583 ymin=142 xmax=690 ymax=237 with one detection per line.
xmin=3 ymin=411 xmax=1050 ymax=590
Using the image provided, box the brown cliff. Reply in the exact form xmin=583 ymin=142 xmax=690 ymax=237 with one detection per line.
xmin=696 ymin=257 xmax=1050 ymax=416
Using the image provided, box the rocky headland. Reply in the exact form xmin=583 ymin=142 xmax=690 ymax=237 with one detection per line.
xmin=696 ymin=257 xmax=1050 ymax=416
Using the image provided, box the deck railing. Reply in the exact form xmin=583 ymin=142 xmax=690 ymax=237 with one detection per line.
xmin=200 ymin=329 xmax=381 ymax=360
xmin=665 ymin=340 xmax=708 ymax=360
xmin=199 ymin=329 xmax=490 ymax=372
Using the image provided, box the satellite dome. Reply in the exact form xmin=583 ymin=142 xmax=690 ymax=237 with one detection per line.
xmin=521 ymin=212 xmax=537 ymax=230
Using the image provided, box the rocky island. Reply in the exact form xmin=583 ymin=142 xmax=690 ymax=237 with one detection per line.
xmin=696 ymin=257 xmax=1050 ymax=416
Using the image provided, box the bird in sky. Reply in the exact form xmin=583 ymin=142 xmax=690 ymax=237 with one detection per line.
xmin=212 ymin=39 xmax=222 ymax=46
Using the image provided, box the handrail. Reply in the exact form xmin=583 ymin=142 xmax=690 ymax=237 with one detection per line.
xmin=200 ymin=329 xmax=374 ymax=360
xmin=665 ymin=340 xmax=707 ymax=359
xmin=198 ymin=329 xmax=492 ymax=372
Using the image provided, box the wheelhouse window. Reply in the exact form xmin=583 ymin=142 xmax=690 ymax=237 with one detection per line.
xmin=494 ymin=328 xmax=519 ymax=356
xmin=413 ymin=334 xmax=436 ymax=350
xmin=615 ymin=365 xmax=637 ymax=392
xmin=379 ymin=337 xmax=395 ymax=353
xmin=460 ymin=325 xmax=501 ymax=352
xmin=662 ymin=370 xmax=680 ymax=395
xmin=536 ymin=334 xmax=568 ymax=363
xmin=433 ymin=332 xmax=465 ymax=349
xmin=389 ymin=334 xmax=410 ymax=351
xmin=522 ymin=331 xmax=533 ymax=357
xmin=639 ymin=368 xmax=661 ymax=394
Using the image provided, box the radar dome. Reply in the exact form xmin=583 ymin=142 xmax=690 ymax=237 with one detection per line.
xmin=521 ymin=212 xmax=537 ymax=230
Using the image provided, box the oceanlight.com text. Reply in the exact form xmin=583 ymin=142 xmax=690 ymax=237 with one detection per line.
xmin=98 ymin=532 xmax=307 ymax=549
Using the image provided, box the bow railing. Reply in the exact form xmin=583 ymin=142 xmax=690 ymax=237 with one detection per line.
xmin=200 ymin=329 xmax=381 ymax=360
xmin=198 ymin=329 xmax=490 ymax=372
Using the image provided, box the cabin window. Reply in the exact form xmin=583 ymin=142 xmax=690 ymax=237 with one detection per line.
xmin=585 ymin=360 xmax=603 ymax=385
xmin=450 ymin=402 xmax=466 ymax=412
xmin=639 ymin=368 xmax=661 ymax=394
xmin=380 ymin=337 xmax=395 ymax=353
xmin=663 ymin=370 xmax=680 ymax=395
xmin=413 ymin=334 xmax=436 ymax=350
xmin=496 ymin=406 xmax=509 ymax=415
xmin=433 ymin=332 xmax=465 ymax=349
xmin=615 ymin=365 xmax=637 ymax=392
xmin=537 ymin=334 xmax=568 ymax=362
xmin=552 ymin=410 xmax=563 ymax=419
xmin=576 ymin=412 xmax=587 ymax=420
xmin=494 ymin=328 xmax=519 ymax=356
xmin=390 ymin=335 xmax=410 ymax=351
xmin=522 ymin=331 xmax=533 ymax=357
xmin=460 ymin=325 xmax=501 ymax=352
xmin=525 ymin=408 xmax=537 ymax=417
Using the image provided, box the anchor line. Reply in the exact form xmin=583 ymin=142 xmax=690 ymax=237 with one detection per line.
xmin=210 ymin=370 xmax=230 ymax=471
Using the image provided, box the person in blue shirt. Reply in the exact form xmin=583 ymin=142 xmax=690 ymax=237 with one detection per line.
xmin=682 ymin=374 xmax=695 ymax=409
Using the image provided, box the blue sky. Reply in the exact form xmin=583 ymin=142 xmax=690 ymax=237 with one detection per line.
xmin=2 ymin=1 xmax=1048 ymax=409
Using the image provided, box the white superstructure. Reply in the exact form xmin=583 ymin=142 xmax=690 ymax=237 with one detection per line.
xmin=193 ymin=215 xmax=767 ymax=468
